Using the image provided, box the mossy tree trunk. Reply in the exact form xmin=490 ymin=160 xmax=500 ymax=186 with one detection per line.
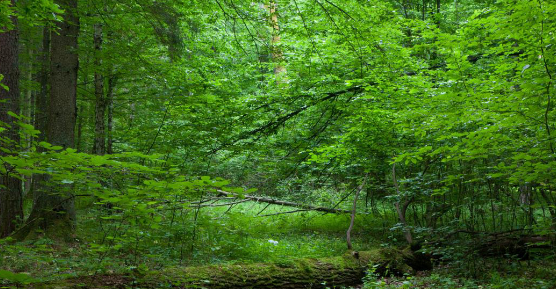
xmin=31 ymin=248 xmax=428 ymax=289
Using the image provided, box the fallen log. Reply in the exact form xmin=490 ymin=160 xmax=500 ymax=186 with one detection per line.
xmin=475 ymin=233 xmax=552 ymax=259
xmin=27 ymin=248 xmax=425 ymax=289
xmin=427 ymin=230 xmax=554 ymax=260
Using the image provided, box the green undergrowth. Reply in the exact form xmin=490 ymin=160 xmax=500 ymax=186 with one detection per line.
xmin=362 ymin=257 xmax=556 ymax=289
xmin=0 ymin=201 xmax=390 ymax=284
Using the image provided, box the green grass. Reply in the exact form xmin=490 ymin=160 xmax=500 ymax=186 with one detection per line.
xmin=3 ymin=199 xmax=555 ymax=289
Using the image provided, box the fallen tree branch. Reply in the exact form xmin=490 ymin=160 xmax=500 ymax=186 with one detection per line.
xmin=257 ymin=209 xmax=312 ymax=217
xmin=189 ymin=199 xmax=250 ymax=208
xmin=217 ymin=190 xmax=351 ymax=214
xmin=190 ymin=197 xmax=236 ymax=205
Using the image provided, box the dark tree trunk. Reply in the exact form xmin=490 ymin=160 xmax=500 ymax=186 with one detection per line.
xmin=35 ymin=26 xmax=50 ymax=144
xmin=20 ymin=0 xmax=79 ymax=240
xmin=30 ymin=26 xmax=51 ymax=205
xmin=422 ymin=0 xmax=426 ymax=21
xmin=92 ymin=23 xmax=105 ymax=155
xmin=47 ymin=0 xmax=79 ymax=150
xmin=0 ymin=0 xmax=23 ymax=238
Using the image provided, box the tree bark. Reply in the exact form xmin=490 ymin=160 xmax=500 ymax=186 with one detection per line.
xmin=0 ymin=0 xmax=23 ymax=238
xmin=35 ymin=26 xmax=50 ymax=145
xmin=22 ymin=45 xmax=34 ymax=199
xmin=29 ymin=248 xmax=420 ymax=289
xmin=92 ymin=23 xmax=105 ymax=155
xmin=29 ymin=25 xmax=51 ymax=209
xmin=422 ymin=0 xmax=426 ymax=21
xmin=20 ymin=0 xmax=79 ymax=240
xmin=106 ymin=75 xmax=117 ymax=154
xmin=47 ymin=0 xmax=79 ymax=149
xmin=267 ymin=1 xmax=286 ymax=77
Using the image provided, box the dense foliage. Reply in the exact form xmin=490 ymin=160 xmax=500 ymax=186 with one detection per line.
xmin=0 ymin=0 xmax=555 ymax=287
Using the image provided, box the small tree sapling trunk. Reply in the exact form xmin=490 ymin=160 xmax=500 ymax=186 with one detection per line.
xmin=347 ymin=175 xmax=369 ymax=250
xmin=392 ymin=163 xmax=413 ymax=245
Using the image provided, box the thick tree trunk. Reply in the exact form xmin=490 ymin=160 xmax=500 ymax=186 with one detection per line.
xmin=20 ymin=0 xmax=79 ymax=240
xmin=30 ymin=248 xmax=422 ymax=289
xmin=47 ymin=0 xmax=79 ymax=150
xmin=0 ymin=0 xmax=23 ymax=238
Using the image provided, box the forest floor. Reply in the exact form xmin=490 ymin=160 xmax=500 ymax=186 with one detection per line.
xmin=1 ymin=201 xmax=555 ymax=288
xmin=360 ymin=260 xmax=556 ymax=289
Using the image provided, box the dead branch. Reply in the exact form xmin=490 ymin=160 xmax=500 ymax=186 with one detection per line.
xmin=216 ymin=190 xmax=351 ymax=214
xmin=257 ymin=209 xmax=312 ymax=217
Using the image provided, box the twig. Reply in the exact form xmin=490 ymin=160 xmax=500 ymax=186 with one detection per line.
xmin=257 ymin=209 xmax=312 ymax=217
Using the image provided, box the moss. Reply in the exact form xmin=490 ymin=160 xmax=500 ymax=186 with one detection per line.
xmin=27 ymin=248 xmax=419 ymax=289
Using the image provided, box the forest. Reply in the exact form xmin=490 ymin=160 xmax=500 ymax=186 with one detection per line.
xmin=0 ymin=0 xmax=555 ymax=288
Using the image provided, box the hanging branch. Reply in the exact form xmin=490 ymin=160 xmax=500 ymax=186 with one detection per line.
xmin=211 ymin=86 xmax=367 ymax=154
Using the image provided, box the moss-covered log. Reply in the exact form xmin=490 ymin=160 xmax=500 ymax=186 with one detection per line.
xmin=24 ymin=248 xmax=427 ymax=289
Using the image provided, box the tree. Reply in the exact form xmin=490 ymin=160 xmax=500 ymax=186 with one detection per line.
xmin=268 ymin=0 xmax=286 ymax=77
xmin=21 ymin=0 xmax=80 ymax=239
xmin=92 ymin=21 xmax=105 ymax=155
xmin=0 ymin=0 xmax=23 ymax=238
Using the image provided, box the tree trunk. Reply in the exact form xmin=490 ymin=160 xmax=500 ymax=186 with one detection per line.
xmin=106 ymin=75 xmax=117 ymax=154
xmin=268 ymin=1 xmax=286 ymax=77
xmin=29 ymin=25 xmax=51 ymax=208
xmin=92 ymin=23 xmax=106 ymax=155
xmin=35 ymin=26 xmax=50 ymax=145
xmin=422 ymin=0 xmax=426 ymax=21
xmin=47 ymin=0 xmax=79 ymax=150
xmin=392 ymin=164 xmax=413 ymax=245
xmin=22 ymin=32 xmax=37 ymax=199
xmin=30 ymin=248 xmax=422 ymax=289
xmin=347 ymin=176 xmax=368 ymax=250
xmin=20 ymin=0 xmax=79 ymax=240
xmin=0 ymin=0 xmax=23 ymax=238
